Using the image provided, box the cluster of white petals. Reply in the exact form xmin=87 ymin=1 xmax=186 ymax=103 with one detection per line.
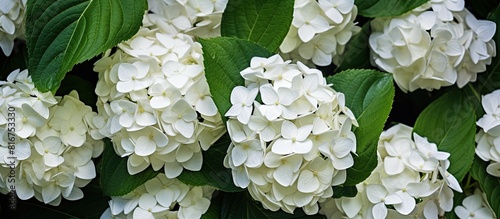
xmin=100 ymin=173 xmax=214 ymax=219
xmin=279 ymin=0 xmax=361 ymax=67
xmin=93 ymin=13 xmax=225 ymax=178
xmin=475 ymin=90 xmax=500 ymax=177
xmin=0 ymin=0 xmax=26 ymax=56
xmin=147 ymin=0 xmax=228 ymax=38
xmin=224 ymin=54 xmax=358 ymax=215
xmin=454 ymin=189 xmax=495 ymax=219
xmin=320 ymin=124 xmax=462 ymax=219
xmin=369 ymin=0 xmax=496 ymax=92
xmin=0 ymin=69 xmax=103 ymax=205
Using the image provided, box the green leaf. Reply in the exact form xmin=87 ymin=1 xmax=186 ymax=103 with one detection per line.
xmin=334 ymin=23 xmax=372 ymax=72
xmin=25 ymin=0 xmax=147 ymax=92
xmin=221 ymin=192 xmax=325 ymax=219
xmin=345 ymin=141 xmax=378 ymax=186
xmin=470 ymin=156 xmax=500 ymax=216
xmin=332 ymin=185 xmax=358 ymax=198
xmin=473 ymin=5 xmax=500 ymax=95
xmin=354 ymin=0 xmax=428 ymax=17
xmin=201 ymin=192 xmax=224 ymax=219
xmin=178 ymin=134 xmax=244 ymax=192
xmin=413 ymin=89 xmax=476 ymax=181
xmin=328 ymin=69 xmax=395 ymax=185
xmin=200 ymin=37 xmax=272 ymax=123
xmin=221 ymin=0 xmax=294 ymax=52
xmin=100 ymin=139 xmax=158 ymax=196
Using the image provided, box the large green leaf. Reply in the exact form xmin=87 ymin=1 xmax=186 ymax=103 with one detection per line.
xmin=470 ymin=156 xmax=500 ymax=217
xmin=328 ymin=69 xmax=395 ymax=185
xmin=221 ymin=0 xmax=294 ymax=52
xmin=474 ymin=5 xmax=500 ymax=95
xmin=221 ymin=192 xmax=325 ymax=219
xmin=354 ymin=0 xmax=428 ymax=18
xmin=178 ymin=134 xmax=244 ymax=192
xmin=413 ymin=89 xmax=476 ymax=181
xmin=25 ymin=0 xmax=147 ymax=92
xmin=100 ymin=139 xmax=158 ymax=196
xmin=200 ymin=37 xmax=272 ymax=123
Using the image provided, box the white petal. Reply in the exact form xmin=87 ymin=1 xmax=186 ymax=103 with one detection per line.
xmin=164 ymin=162 xmax=183 ymax=178
xmin=297 ymin=170 xmax=320 ymax=193
xmin=424 ymin=201 xmax=438 ymax=219
xmin=138 ymin=194 xmax=157 ymax=209
xmin=133 ymin=208 xmax=154 ymax=219
xmin=0 ymin=15 xmax=15 ymax=34
xmin=271 ymin=138 xmax=293 ymax=155
xmin=384 ymin=157 xmax=405 ymax=175
xmin=260 ymin=84 xmax=278 ymax=105
xmin=181 ymin=151 xmax=202 ymax=171
xmin=42 ymin=184 xmax=60 ymax=204
xmin=281 ymin=120 xmax=297 ymax=139
xmin=196 ymin=96 xmax=217 ymax=116
xmin=231 ymin=144 xmax=248 ymax=167
xmin=372 ymin=202 xmax=388 ymax=219
xmin=454 ymin=205 xmax=469 ymax=217
xmin=174 ymin=120 xmax=195 ymax=138
xmin=366 ymin=184 xmax=386 ymax=203
xmin=75 ymin=161 xmax=97 ymax=179
xmin=342 ymin=196 xmax=363 ymax=218
xmin=292 ymin=140 xmax=313 ymax=154
xmin=135 ymin=136 xmax=157 ymax=156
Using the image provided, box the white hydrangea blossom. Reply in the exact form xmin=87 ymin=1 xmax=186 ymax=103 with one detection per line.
xmin=279 ymin=0 xmax=361 ymax=67
xmin=147 ymin=0 xmax=228 ymax=38
xmin=0 ymin=0 xmax=26 ymax=56
xmin=224 ymin=54 xmax=358 ymax=215
xmin=100 ymin=173 xmax=214 ymax=219
xmin=0 ymin=69 xmax=103 ymax=205
xmin=369 ymin=0 xmax=496 ymax=92
xmin=454 ymin=189 xmax=496 ymax=219
xmin=320 ymin=124 xmax=463 ymax=219
xmin=93 ymin=13 xmax=225 ymax=178
xmin=475 ymin=89 xmax=500 ymax=177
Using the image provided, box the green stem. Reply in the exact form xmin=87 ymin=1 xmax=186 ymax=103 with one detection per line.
xmin=468 ymin=83 xmax=481 ymax=102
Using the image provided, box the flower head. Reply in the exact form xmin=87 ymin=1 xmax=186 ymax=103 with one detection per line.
xmin=225 ymin=54 xmax=358 ymax=214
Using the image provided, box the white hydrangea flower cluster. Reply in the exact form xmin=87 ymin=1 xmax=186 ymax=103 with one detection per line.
xmin=475 ymin=89 xmax=500 ymax=177
xmin=93 ymin=14 xmax=225 ymax=178
xmin=147 ymin=0 xmax=228 ymax=38
xmin=100 ymin=173 xmax=214 ymax=219
xmin=0 ymin=69 xmax=103 ymax=205
xmin=369 ymin=0 xmax=497 ymax=92
xmin=320 ymin=124 xmax=463 ymax=219
xmin=279 ymin=0 xmax=361 ymax=67
xmin=223 ymin=54 xmax=358 ymax=215
xmin=454 ymin=189 xmax=496 ymax=219
xmin=0 ymin=0 xmax=26 ymax=56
